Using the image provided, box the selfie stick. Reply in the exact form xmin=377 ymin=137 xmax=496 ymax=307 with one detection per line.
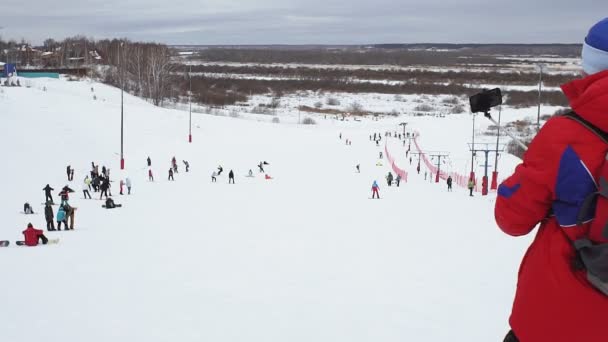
xmin=484 ymin=111 xmax=529 ymax=151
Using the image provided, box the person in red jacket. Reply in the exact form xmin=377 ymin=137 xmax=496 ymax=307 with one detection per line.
xmin=496 ymin=18 xmax=608 ymax=342
xmin=22 ymin=223 xmax=48 ymax=246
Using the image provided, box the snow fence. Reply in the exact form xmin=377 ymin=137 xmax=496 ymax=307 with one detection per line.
xmin=413 ymin=134 xmax=479 ymax=192
xmin=384 ymin=143 xmax=408 ymax=183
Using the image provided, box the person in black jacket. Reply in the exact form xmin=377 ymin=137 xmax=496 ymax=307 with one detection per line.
xmin=44 ymin=202 xmax=55 ymax=231
xmin=168 ymin=168 xmax=174 ymax=181
xmin=447 ymin=176 xmax=453 ymax=192
xmin=66 ymin=165 xmax=72 ymax=181
xmin=147 ymin=156 xmax=152 ymax=167
xmin=43 ymin=184 xmax=54 ymax=204
xmin=217 ymin=165 xmax=223 ymax=176
xmin=100 ymin=177 xmax=110 ymax=199
xmin=258 ymin=162 xmax=264 ymax=173
xmin=228 ymin=170 xmax=235 ymax=184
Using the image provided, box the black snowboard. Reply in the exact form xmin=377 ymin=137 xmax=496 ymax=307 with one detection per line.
xmin=0 ymin=240 xmax=9 ymax=247
xmin=102 ymin=204 xmax=123 ymax=208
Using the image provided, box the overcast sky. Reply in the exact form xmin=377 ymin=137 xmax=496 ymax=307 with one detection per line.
xmin=0 ymin=0 xmax=605 ymax=45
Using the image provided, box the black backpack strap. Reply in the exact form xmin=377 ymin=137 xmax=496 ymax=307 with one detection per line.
xmin=562 ymin=111 xmax=608 ymax=145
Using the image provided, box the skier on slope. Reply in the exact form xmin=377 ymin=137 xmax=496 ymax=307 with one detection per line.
xmin=248 ymin=169 xmax=254 ymax=177
xmin=119 ymin=179 xmax=125 ymax=195
xmin=125 ymin=177 xmax=132 ymax=195
xmin=211 ymin=171 xmax=217 ymax=183
xmin=228 ymin=170 xmax=235 ymax=184
xmin=58 ymin=186 xmax=74 ymax=206
xmin=147 ymin=156 xmax=152 ymax=167
xmin=395 ymin=174 xmax=401 ymax=187
xmin=356 ymin=164 xmax=360 ymax=173
xmin=447 ymin=176 xmax=453 ymax=192
xmin=467 ymin=178 xmax=475 ymax=197
xmin=43 ymin=184 xmax=54 ymax=204
xmin=183 ymin=160 xmax=190 ymax=172
xmin=66 ymin=165 xmax=72 ymax=181
xmin=168 ymin=168 xmax=175 ymax=181
xmin=371 ymin=181 xmax=380 ymax=199
xmin=56 ymin=206 xmax=67 ymax=231
xmin=386 ymin=172 xmax=394 ymax=186
xmin=148 ymin=169 xmax=154 ymax=182
xmin=258 ymin=162 xmax=265 ymax=173
xmin=82 ymin=177 xmax=92 ymax=199
xmin=217 ymin=165 xmax=223 ymax=176
xmin=100 ymin=178 xmax=110 ymax=199
xmin=22 ymin=223 xmax=48 ymax=246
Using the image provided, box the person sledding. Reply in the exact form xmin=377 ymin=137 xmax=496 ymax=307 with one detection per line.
xmin=371 ymin=181 xmax=380 ymax=199
xmin=22 ymin=223 xmax=48 ymax=246
xmin=43 ymin=184 xmax=54 ymax=204
xmin=104 ymin=197 xmax=122 ymax=209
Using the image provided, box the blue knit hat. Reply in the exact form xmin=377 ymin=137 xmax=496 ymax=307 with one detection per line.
xmin=582 ymin=18 xmax=608 ymax=75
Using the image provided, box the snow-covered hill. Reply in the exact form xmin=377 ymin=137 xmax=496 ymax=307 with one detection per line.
xmin=0 ymin=77 xmax=533 ymax=342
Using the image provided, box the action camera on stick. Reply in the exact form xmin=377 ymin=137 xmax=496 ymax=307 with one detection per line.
xmin=469 ymin=88 xmax=502 ymax=115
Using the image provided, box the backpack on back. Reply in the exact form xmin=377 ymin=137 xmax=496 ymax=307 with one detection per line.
xmin=563 ymin=112 xmax=608 ymax=295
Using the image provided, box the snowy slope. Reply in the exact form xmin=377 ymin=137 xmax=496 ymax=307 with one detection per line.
xmin=0 ymin=78 xmax=532 ymax=342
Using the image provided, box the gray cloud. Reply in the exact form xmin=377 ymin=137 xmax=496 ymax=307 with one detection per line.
xmin=0 ymin=0 xmax=605 ymax=44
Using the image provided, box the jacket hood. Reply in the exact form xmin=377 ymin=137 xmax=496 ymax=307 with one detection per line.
xmin=561 ymin=70 xmax=608 ymax=132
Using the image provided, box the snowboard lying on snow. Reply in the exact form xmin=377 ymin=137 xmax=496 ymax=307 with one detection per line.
xmin=102 ymin=204 xmax=123 ymax=208
xmin=15 ymin=239 xmax=60 ymax=246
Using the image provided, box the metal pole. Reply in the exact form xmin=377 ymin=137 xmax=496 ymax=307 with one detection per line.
xmin=189 ymin=65 xmax=192 ymax=143
xmin=470 ymin=114 xmax=475 ymax=176
xmin=120 ymin=41 xmax=124 ymax=170
xmin=536 ymin=65 xmax=543 ymax=131
xmin=494 ymin=105 xmax=501 ymax=172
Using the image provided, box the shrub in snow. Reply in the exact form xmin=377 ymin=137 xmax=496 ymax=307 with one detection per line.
xmin=389 ymin=109 xmax=400 ymax=117
xmin=348 ymin=101 xmax=364 ymax=114
xmin=230 ymin=109 xmax=240 ymax=118
xmin=413 ymin=104 xmax=434 ymax=112
xmin=272 ymin=117 xmax=280 ymax=124
xmin=442 ymin=96 xmax=460 ymax=105
xmin=452 ymin=104 xmax=465 ymax=114
xmin=302 ymin=117 xmax=316 ymax=125
xmin=326 ymin=97 xmax=340 ymax=106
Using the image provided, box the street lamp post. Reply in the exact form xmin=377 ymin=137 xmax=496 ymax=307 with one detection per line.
xmin=119 ymin=41 xmax=125 ymax=170
xmin=189 ymin=65 xmax=192 ymax=143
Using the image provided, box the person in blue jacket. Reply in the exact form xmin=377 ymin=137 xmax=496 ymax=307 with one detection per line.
xmin=56 ymin=206 xmax=67 ymax=231
xmin=371 ymin=181 xmax=380 ymax=199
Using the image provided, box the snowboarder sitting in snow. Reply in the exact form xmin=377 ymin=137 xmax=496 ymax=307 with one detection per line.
xmin=104 ymin=197 xmax=121 ymax=209
xmin=371 ymin=181 xmax=380 ymax=199
xmin=248 ymin=169 xmax=254 ymax=177
xmin=45 ymin=202 xmax=55 ymax=231
xmin=22 ymin=223 xmax=48 ymax=246
xmin=23 ymin=202 xmax=34 ymax=214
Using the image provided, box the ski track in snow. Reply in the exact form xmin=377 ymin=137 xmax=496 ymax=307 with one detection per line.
xmin=0 ymin=77 xmax=534 ymax=342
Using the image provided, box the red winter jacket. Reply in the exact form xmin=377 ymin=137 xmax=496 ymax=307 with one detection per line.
xmin=495 ymin=70 xmax=608 ymax=342
xmin=22 ymin=226 xmax=44 ymax=246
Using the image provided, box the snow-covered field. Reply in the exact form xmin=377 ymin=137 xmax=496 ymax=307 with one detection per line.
xmin=0 ymin=77 xmax=535 ymax=342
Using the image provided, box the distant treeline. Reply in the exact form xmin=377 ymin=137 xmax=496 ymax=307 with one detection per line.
xmin=184 ymin=46 xmax=580 ymax=67
xmin=184 ymin=75 xmax=568 ymax=108
xmin=176 ymin=64 xmax=572 ymax=87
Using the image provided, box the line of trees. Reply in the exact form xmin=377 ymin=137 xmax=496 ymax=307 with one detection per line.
xmin=0 ymin=35 xmax=175 ymax=106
